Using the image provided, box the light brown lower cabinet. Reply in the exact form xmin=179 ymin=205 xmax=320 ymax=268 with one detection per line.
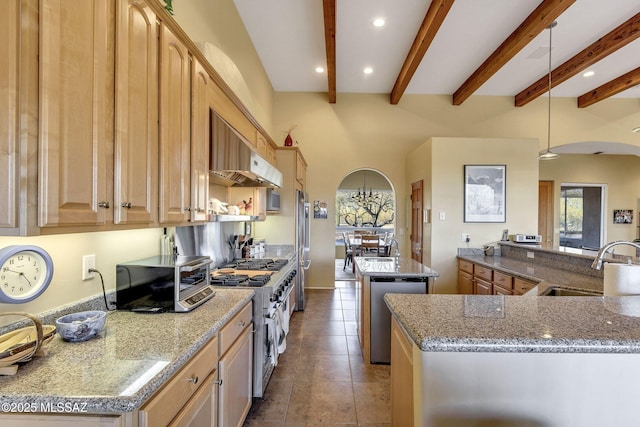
xmin=218 ymin=325 xmax=253 ymax=427
xmin=391 ymin=316 xmax=414 ymax=427
xmin=457 ymin=258 xmax=538 ymax=296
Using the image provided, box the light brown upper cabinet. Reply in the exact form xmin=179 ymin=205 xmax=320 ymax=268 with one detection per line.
xmin=190 ymin=58 xmax=211 ymax=223
xmin=159 ymin=23 xmax=191 ymax=224
xmin=38 ymin=0 xmax=115 ymax=227
xmin=0 ymin=0 xmax=19 ymax=231
xmin=114 ymin=0 xmax=158 ymax=225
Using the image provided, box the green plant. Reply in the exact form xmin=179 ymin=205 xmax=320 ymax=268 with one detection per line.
xmin=164 ymin=0 xmax=174 ymax=15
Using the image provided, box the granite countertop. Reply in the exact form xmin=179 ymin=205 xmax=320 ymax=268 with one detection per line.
xmin=354 ymin=256 xmax=439 ymax=278
xmin=385 ymin=293 xmax=640 ymax=354
xmin=0 ymin=289 xmax=254 ymax=414
xmin=457 ymin=254 xmax=603 ymax=294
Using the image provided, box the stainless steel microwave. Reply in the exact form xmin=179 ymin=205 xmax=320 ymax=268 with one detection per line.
xmin=115 ymin=255 xmax=214 ymax=313
xmin=266 ymin=188 xmax=280 ymax=212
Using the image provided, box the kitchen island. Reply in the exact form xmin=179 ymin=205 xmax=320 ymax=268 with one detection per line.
xmin=354 ymin=256 xmax=439 ymax=364
xmin=0 ymin=288 xmax=254 ymax=425
xmin=385 ymin=292 xmax=640 ymax=427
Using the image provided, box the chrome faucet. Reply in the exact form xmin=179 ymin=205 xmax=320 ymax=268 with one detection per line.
xmin=388 ymin=238 xmax=400 ymax=265
xmin=591 ymin=240 xmax=640 ymax=270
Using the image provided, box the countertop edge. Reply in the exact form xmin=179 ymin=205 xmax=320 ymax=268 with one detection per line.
xmin=0 ymin=290 xmax=255 ymax=414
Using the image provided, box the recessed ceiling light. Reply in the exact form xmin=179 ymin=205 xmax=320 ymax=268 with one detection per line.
xmin=315 ymin=67 xmax=325 ymax=73
xmin=363 ymin=67 xmax=373 ymax=75
xmin=373 ymin=18 xmax=385 ymax=27
xmin=582 ymin=70 xmax=595 ymax=77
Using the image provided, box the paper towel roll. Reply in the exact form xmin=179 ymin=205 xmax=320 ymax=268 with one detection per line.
xmin=603 ymin=263 xmax=640 ymax=296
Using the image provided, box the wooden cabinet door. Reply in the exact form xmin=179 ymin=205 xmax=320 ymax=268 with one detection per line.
xmin=391 ymin=317 xmax=414 ymax=427
xmin=295 ymin=151 xmax=306 ymax=190
xmin=190 ymin=59 xmax=210 ymax=222
xmin=458 ymin=270 xmax=473 ymax=294
xmin=114 ymin=0 xmax=158 ymax=225
xmin=218 ymin=325 xmax=253 ymax=427
xmin=38 ymin=0 xmax=114 ymax=227
xmin=474 ymin=278 xmax=492 ymax=295
xmin=168 ymin=372 xmax=218 ymax=427
xmin=159 ymin=24 xmax=190 ymax=224
xmin=0 ymin=0 xmax=19 ymax=230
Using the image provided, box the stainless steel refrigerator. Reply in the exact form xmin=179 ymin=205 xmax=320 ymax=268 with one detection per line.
xmin=296 ymin=190 xmax=311 ymax=310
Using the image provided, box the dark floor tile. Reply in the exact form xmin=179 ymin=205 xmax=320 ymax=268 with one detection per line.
xmin=303 ymin=309 xmax=344 ymax=321
xmin=302 ymin=320 xmax=346 ymax=336
xmin=245 ymin=380 xmax=293 ymax=423
xmin=295 ymin=354 xmax=352 ymax=382
xmin=349 ymin=356 xmax=390 ymax=383
xmin=353 ymin=382 xmax=391 ymax=424
xmin=300 ymin=334 xmax=349 ymax=355
xmin=286 ymin=381 xmax=356 ymax=424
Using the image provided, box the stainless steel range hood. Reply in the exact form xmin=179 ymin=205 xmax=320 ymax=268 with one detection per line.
xmin=210 ymin=112 xmax=283 ymax=188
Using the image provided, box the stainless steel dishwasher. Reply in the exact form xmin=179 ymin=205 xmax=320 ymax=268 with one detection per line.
xmin=370 ymin=276 xmax=429 ymax=364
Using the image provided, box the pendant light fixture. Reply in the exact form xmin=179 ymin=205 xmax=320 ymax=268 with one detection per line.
xmin=538 ymin=21 xmax=559 ymax=160
xmin=351 ymin=170 xmax=379 ymax=208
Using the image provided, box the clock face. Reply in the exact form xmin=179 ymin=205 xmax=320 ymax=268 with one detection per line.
xmin=0 ymin=246 xmax=53 ymax=304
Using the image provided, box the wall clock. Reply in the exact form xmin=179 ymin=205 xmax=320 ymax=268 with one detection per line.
xmin=0 ymin=245 xmax=54 ymax=304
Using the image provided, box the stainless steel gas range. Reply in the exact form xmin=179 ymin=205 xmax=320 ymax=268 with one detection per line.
xmin=211 ymin=257 xmax=296 ymax=398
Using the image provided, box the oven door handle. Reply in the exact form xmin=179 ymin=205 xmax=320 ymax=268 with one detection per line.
xmin=180 ymin=259 xmax=213 ymax=272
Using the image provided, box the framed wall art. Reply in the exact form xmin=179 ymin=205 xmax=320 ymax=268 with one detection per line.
xmin=464 ymin=165 xmax=506 ymax=223
xmin=613 ymin=209 xmax=633 ymax=224
xmin=313 ymin=200 xmax=328 ymax=219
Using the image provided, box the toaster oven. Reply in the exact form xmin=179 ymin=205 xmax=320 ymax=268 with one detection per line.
xmin=115 ymin=255 xmax=214 ymax=312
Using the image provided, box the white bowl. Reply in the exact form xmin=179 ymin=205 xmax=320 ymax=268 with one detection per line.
xmin=55 ymin=310 xmax=106 ymax=342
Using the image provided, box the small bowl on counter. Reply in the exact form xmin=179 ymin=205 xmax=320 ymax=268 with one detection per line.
xmin=55 ymin=310 xmax=106 ymax=342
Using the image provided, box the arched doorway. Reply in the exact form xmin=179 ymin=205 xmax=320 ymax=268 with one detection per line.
xmin=334 ymin=169 xmax=395 ymax=279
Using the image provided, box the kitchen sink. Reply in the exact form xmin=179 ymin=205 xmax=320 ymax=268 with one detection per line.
xmin=363 ymin=257 xmax=394 ymax=262
xmin=541 ymin=287 xmax=602 ymax=297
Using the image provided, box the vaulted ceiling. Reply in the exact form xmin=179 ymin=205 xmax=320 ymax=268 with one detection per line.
xmin=233 ymin=0 xmax=640 ymax=107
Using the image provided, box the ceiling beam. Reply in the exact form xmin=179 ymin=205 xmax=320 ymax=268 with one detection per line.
xmin=577 ymin=66 xmax=640 ymax=108
xmin=322 ymin=0 xmax=336 ymax=103
xmin=515 ymin=12 xmax=640 ymax=107
xmin=452 ymin=0 xmax=575 ymax=106
xmin=390 ymin=0 xmax=454 ymax=105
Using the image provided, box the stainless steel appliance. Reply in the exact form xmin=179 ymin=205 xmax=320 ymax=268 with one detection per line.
xmin=211 ymin=257 xmax=296 ymax=398
xmin=295 ymin=190 xmax=311 ymax=310
xmin=369 ymin=276 xmax=429 ymax=363
xmin=266 ymin=188 xmax=280 ymax=212
xmin=115 ymin=255 xmax=214 ymax=313
xmin=209 ymin=111 xmax=283 ymax=188
xmin=511 ymin=234 xmax=542 ymax=243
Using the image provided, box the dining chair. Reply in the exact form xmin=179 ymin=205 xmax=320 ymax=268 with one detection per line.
xmin=361 ymin=234 xmax=382 ymax=256
xmin=342 ymin=232 xmax=353 ymax=270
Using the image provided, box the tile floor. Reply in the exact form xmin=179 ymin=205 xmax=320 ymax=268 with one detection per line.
xmin=243 ymin=280 xmax=391 ymax=427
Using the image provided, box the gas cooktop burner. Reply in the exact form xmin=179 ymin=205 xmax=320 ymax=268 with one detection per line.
xmin=222 ymin=259 xmax=288 ymax=272
xmin=210 ymin=273 xmax=272 ymax=287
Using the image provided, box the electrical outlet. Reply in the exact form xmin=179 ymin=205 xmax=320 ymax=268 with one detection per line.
xmin=82 ymin=254 xmax=96 ymax=281
xmin=461 ymin=233 xmax=471 ymax=243
xmin=439 ymin=211 xmax=446 ymax=221
xmin=527 ymin=251 xmax=535 ymax=259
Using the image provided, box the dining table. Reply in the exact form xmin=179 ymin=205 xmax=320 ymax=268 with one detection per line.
xmin=348 ymin=235 xmax=388 ymax=272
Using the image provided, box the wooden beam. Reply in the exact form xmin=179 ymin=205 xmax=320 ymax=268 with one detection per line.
xmin=322 ymin=0 xmax=336 ymax=103
xmin=577 ymin=67 xmax=640 ymax=108
xmin=452 ymin=0 xmax=574 ymax=106
xmin=515 ymin=12 xmax=640 ymax=107
xmin=390 ymin=0 xmax=454 ymax=105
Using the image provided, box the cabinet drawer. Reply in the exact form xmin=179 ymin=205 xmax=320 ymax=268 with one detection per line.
xmin=140 ymin=335 xmax=218 ymax=427
xmin=219 ymin=301 xmax=252 ymax=356
xmin=474 ymin=265 xmax=493 ymax=282
xmin=493 ymin=271 xmax=513 ymax=290
xmin=458 ymin=259 xmax=473 ymax=274
xmin=514 ymin=278 xmax=537 ymax=295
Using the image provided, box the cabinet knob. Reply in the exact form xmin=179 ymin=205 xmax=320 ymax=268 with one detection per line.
xmin=238 ymin=320 xmax=246 ymax=327
xmin=187 ymin=376 xmax=199 ymax=384
xmin=185 ymin=207 xmax=192 ymax=212
xmin=215 ymin=379 xmax=223 ymax=386
xmin=98 ymin=201 xmax=110 ymax=209
xmin=121 ymin=202 xmax=132 ymax=209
